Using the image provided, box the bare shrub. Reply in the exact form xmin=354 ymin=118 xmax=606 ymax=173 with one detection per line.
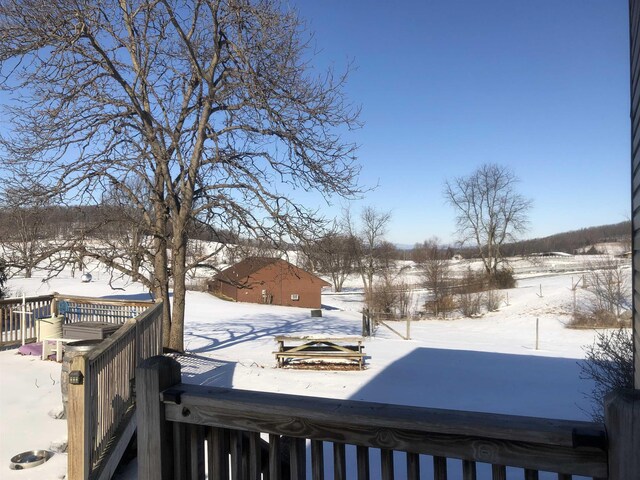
xmin=452 ymin=267 xmax=512 ymax=316
xmin=419 ymin=238 xmax=453 ymax=318
xmin=425 ymin=295 xmax=457 ymax=318
xmin=568 ymin=309 xmax=631 ymax=329
xmin=370 ymin=276 xmax=398 ymax=317
xmin=570 ymin=257 xmax=632 ymax=328
xmin=458 ymin=292 xmax=483 ymax=317
xmin=580 ymin=329 xmax=633 ymax=422
xmin=489 ymin=268 xmax=516 ymax=289
xmin=585 ymin=258 xmax=630 ymax=319
xmin=484 ymin=290 xmax=503 ymax=312
xmin=371 ymin=271 xmax=415 ymax=319
xmin=455 ymin=268 xmax=487 ymax=294
xmin=396 ymin=278 xmax=415 ymax=319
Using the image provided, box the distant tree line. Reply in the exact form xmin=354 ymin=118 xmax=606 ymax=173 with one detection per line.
xmin=499 ymin=221 xmax=631 ymax=257
xmin=395 ymin=221 xmax=631 ymax=263
xmin=0 ymin=203 xmax=240 ymax=280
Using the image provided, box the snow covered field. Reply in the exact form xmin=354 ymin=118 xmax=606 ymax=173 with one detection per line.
xmin=0 ymin=259 xmax=624 ymax=479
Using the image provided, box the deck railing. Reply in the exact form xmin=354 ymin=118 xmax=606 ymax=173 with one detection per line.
xmin=0 ymin=293 xmax=154 ymax=347
xmin=68 ymin=302 xmax=163 ymax=480
xmin=56 ymin=294 xmax=152 ymax=324
xmin=0 ymin=294 xmax=54 ymax=345
xmin=137 ymin=356 xmax=615 ymax=480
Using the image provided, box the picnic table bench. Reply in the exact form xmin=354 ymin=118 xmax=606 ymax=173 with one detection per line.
xmin=274 ymin=335 xmax=365 ymax=370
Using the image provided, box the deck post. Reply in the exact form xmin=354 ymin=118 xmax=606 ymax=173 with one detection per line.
xmin=67 ymin=354 xmax=88 ymax=480
xmin=137 ymin=355 xmax=182 ymax=480
xmin=51 ymin=292 xmax=59 ymax=316
xmin=604 ymin=389 xmax=640 ymax=480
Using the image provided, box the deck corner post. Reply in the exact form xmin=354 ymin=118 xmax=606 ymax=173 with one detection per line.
xmin=51 ymin=293 xmax=59 ymax=316
xmin=604 ymin=389 xmax=640 ymax=480
xmin=137 ymin=355 xmax=181 ymax=480
xmin=67 ymin=354 xmax=88 ymax=480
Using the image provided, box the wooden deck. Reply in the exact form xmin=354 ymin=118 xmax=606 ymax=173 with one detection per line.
xmin=135 ymin=356 xmax=630 ymax=480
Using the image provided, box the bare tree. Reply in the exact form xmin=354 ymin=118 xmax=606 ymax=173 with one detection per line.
xmin=395 ymin=276 xmax=415 ymax=319
xmin=444 ymin=164 xmax=532 ymax=276
xmin=0 ymin=0 xmax=361 ymax=351
xmin=419 ymin=238 xmax=452 ymax=318
xmin=346 ymin=207 xmax=392 ymax=304
xmin=0 ymin=188 xmax=74 ymax=279
xmin=306 ymin=232 xmax=358 ymax=293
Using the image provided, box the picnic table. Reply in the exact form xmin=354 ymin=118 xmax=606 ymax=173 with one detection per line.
xmin=274 ymin=335 xmax=366 ymax=370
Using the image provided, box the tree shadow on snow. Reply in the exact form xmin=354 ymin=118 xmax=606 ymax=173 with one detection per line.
xmin=186 ymin=315 xmax=363 ymax=354
xmin=320 ymin=304 xmax=341 ymax=310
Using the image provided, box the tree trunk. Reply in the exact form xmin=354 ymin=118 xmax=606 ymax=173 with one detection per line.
xmin=169 ymin=232 xmax=188 ymax=352
xmin=153 ymin=236 xmax=171 ymax=349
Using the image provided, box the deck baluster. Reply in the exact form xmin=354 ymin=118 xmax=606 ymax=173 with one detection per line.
xmin=188 ymin=425 xmax=204 ymax=480
xmin=311 ymin=440 xmax=324 ymax=480
xmin=381 ymin=449 xmax=394 ymax=480
xmin=268 ymin=434 xmax=282 ymax=480
xmin=463 ymin=460 xmax=477 ymax=480
xmin=230 ymin=429 xmax=243 ymax=479
xmin=491 ymin=464 xmax=506 ymax=480
xmin=290 ymin=437 xmax=306 ymax=479
xmin=333 ymin=442 xmax=346 ymax=480
xmin=525 ymin=468 xmax=539 ymax=480
xmin=173 ymin=422 xmax=188 ymax=480
xmin=434 ymin=456 xmax=448 ymax=480
xmin=406 ymin=452 xmax=419 ymax=480
xmin=207 ymin=427 xmax=229 ymax=480
xmin=357 ymin=445 xmax=370 ymax=480
xmin=249 ymin=431 xmax=262 ymax=480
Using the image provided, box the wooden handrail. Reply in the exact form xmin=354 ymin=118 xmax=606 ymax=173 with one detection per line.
xmin=54 ymin=293 xmax=154 ymax=308
xmin=0 ymin=294 xmax=54 ymax=305
xmin=160 ymin=383 xmax=608 ymax=478
xmin=81 ymin=302 xmax=162 ymax=363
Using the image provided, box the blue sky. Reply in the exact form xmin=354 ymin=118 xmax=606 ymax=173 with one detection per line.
xmin=292 ymin=0 xmax=631 ymax=245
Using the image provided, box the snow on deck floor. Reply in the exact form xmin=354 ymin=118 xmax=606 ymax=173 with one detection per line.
xmin=0 ymin=268 xmax=614 ymax=478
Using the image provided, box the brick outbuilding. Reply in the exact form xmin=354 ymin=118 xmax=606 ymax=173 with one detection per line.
xmin=208 ymin=257 xmax=331 ymax=309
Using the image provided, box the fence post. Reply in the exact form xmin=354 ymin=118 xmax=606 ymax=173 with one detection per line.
xmin=605 ymin=389 xmax=640 ymax=480
xmin=51 ymin=292 xmax=59 ymax=316
xmin=68 ymin=354 xmax=88 ymax=480
xmin=137 ymin=355 xmax=182 ymax=480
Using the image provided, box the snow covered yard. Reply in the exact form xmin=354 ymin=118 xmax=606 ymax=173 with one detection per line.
xmin=0 ymin=350 xmax=68 ymax=479
xmin=0 ymin=265 xmax=613 ymax=478
xmin=179 ymin=272 xmax=600 ymax=419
